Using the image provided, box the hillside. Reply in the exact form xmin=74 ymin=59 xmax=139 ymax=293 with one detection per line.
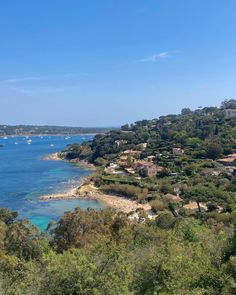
xmin=59 ymin=99 xmax=236 ymax=212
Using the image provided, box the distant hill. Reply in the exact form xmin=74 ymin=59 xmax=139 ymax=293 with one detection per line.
xmin=0 ymin=125 xmax=118 ymax=136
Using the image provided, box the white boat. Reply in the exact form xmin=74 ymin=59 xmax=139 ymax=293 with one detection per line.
xmin=3 ymin=136 xmax=8 ymax=139
xmin=14 ymin=142 xmax=19 ymax=145
xmin=50 ymin=144 xmax=54 ymax=147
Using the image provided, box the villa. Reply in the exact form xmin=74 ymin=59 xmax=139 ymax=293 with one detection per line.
xmin=114 ymin=140 xmax=128 ymax=147
xmin=172 ymin=147 xmax=185 ymax=156
xmin=225 ymin=109 xmax=236 ymax=119
xmin=123 ymin=150 xmax=142 ymax=156
xmin=133 ymin=160 xmax=162 ymax=177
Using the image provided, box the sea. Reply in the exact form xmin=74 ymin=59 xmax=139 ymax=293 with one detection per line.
xmin=0 ymin=135 xmax=105 ymax=230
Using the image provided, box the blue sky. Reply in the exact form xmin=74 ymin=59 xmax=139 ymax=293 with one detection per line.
xmin=0 ymin=0 xmax=236 ymax=126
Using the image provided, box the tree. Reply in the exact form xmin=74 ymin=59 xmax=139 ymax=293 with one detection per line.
xmin=121 ymin=124 xmax=130 ymax=131
xmin=221 ymin=99 xmax=236 ymax=109
xmin=5 ymin=219 xmax=42 ymax=260
xmin=51 ymin=208 xmax=114 ymax=252
xmin=184 ymin=185 xmax=208 ymax=212
xmin=181 ymin=108 xmax=192 ymax=115
xmin=156 ymin=211 xmax=176 ymax=229
xmin=0 ymin=208 xmax=18 ymax=225
xmin=159 ymin=179 xmax=172 ymax=194
xmin=42 ymin=250 xmax=96 ymax=295
xmin=205 ymin=139 xmax=223 ymax=160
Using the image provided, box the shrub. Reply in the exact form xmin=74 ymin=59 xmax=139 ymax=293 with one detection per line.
xmin=150 ymin=199 xmax=166 ymax=213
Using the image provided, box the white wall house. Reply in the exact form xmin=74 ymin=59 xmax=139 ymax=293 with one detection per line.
xmin=225 ymin=109 xmax=236 ymax=118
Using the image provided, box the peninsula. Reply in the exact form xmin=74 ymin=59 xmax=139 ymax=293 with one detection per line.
xmin=0 ymin=124 xmax=116 ymax=137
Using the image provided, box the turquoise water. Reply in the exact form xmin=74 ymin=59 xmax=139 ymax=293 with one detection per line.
xmin=0 ymin=135 xmax=105 ymax=230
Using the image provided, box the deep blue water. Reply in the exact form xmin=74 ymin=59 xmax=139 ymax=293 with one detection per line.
xmin=0 ymin=135 xmax=105 ymax=230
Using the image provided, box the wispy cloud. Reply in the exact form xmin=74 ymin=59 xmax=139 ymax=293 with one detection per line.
xmin=0 ymin=76 xmax=44 ymax=85
xmin=3 ymin=85 xmax=67 ymax=96
xmin=139 ymin=51 xmax=170 ymax=63
xmin=0 ymin=72 xmax=88 ymax=85
xmin=0 ymin=73 xmax=88 ymax=96
xmin=27 ymin=86 xmax=66 ymax=94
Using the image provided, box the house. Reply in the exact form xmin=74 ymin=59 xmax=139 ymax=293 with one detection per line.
xmin=133 ymin=160 xmax=163 ymax=177
xmin=224 ymin=166 xmax=236 ymax=176
xmin=121 ymin=130 xmax=134 ymax=134
xmin=114 ymin=140 xmax=128 ymax=147
xmin=104 ymin=163 xmax=122 ymax=174
xmin=172 ymin=147 xmax=184 ymax=156
xmin=117 ymin=155 xmax=131 ymax=167
xmin=146 ymin=155 xmax=155 ymax=162
xmin=124 ymin=167 xmax=136 ymax=175
xmin=225 ymin=109 xmax=236 ymax=119
xmin=117 ymin=150 xmax=142 ymax=168
xmin=123 ymin=150 xmax=142 ymax=156
xmin=218 ymin=153 xmax=236 ymax=175
xmin=164 ymin=121 xmax=172 ymax=126
xmin=218 ymin=157 xmax=236 ymax=167
xmin=137 ymin=143 xmax=148 ymax=150
xmin=162 ymin=193 xmax=183 ymax=203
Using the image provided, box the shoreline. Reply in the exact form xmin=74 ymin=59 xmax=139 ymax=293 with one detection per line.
xmin=43 ymin=152 xmax=62 ymax=161
xmin=40 ymin=183 xmax=152 ymax=214
xmin=43 ymin=152 xmax=95 ymax=170
xmin=42 ymin=154 xmax=153 ymax=216
xmin=0 ymin=133 xmax=101 ymax=138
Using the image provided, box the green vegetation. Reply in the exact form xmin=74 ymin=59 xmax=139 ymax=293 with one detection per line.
xmin=60 ymin=100 xmax=236 ymax=211
xmin=0 ymin=206 xmax=236 ymax=294
xmin=0 ymin=125 xmax=115 ymax=136
xmin=101 ymin=183 xmax=148 ymax=202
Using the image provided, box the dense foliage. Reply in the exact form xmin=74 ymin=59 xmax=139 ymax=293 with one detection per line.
xmin=61 ymin=100 xmax=236 ymax=163
xmin=1 ymin=207 xmax=236 ymax=294
xmin=60 ymin=100 xmax=236 ymax=211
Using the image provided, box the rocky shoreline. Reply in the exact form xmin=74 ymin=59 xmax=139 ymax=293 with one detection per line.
xmin=43 ymin=152 xmax=61 ymax=161
xmin=43 ymin=152 xmax=95 ymax=169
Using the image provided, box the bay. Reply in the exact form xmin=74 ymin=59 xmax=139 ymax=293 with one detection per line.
xmin=0 ymin=135 xmax=105 ymax=230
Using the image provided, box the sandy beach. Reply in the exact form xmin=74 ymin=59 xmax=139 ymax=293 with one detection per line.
xmin=42 ymin=153 xmax=152 ymax=214
xmin=40 ymin=183 xmax=152 ymax=214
